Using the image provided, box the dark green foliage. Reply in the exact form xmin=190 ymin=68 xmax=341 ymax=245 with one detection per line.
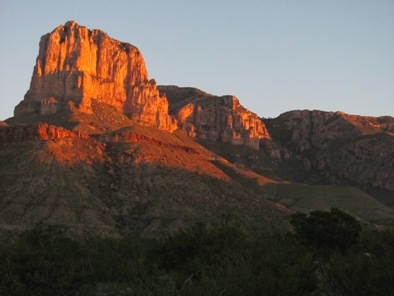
xmin=320 ymin=230 xmax=394 ymax=296
xmin=290 ymin=209 xmax=393 ymax=295
xmin=227 ymin=232 xmax=318 ymax=296
xmin=0 ymin=213 xmax=393 ymax=295
xmin=0 ymin=225 xmax=158 ymax=295
xmin=154 ymin=222 xmax=246 ymax=271
xmin=153 ymin=223 xmax=317 ymax=295
xmin=0 ymin=225 xmax=84 ymax=295
xmin=290 ymin=208 xmax=362 ymax=252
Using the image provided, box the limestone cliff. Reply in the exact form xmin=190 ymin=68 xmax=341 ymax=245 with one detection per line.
xmin=158 ymin=85 xmax=270 ymax=149
xmin=13 ymin=21 xmax=175 ymax=131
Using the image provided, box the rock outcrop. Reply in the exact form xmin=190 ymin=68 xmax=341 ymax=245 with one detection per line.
xmin=13 ymin=21 xmax=175 ymax=131
xmin=0 ymin=123 xmax=88 ymax=143
xmin=158 ymin=85 xmax=270 ymax=149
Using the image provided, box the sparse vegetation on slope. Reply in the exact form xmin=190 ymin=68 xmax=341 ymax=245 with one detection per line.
xmin=0 ymin=124 xmax=288 ymax=239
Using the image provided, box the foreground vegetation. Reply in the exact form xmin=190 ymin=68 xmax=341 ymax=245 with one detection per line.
xmin=1 ymin=209 xmax=393 ymax=295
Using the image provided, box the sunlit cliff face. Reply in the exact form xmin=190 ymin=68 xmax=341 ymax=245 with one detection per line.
xmin=175 ymin=96 xmax=271 ymax=149
xmin=14 ymin=20 xmax=176 ymax=132
xmin=159 ymin=86 xmax=271 ymax=150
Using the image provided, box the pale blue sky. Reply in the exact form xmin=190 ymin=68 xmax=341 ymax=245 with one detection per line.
xmin=0 ymin=0 xmax=393 ymax=120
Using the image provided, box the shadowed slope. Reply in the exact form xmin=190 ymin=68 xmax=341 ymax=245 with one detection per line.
xmin=0 ymin=124 xmax=288 ymax=239
xmin=209 ymin=157 xmax=394 ymax=227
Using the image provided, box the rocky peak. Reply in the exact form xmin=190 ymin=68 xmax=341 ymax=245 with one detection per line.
xmin=158 ymin=85 xmax=270 ymax=149
xmin=13 ymin=21 xmax=176 ymax=132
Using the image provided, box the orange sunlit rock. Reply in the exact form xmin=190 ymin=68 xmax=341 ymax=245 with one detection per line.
xmin=0 ymin=123 xmax=88 ymax=142
xmin=14 ymin=20 xmax=176 ymax=131
xmin=159 ymin=86 xmax=270 ymax=150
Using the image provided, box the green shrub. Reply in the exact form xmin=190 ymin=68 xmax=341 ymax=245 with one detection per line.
xmin=0 ymin=218 xmax=392 ymax=295
xmin=290 ymin=208 xmax=361 ymax=252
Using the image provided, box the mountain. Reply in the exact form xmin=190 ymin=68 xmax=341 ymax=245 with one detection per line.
xmin=156 ymin=86 xmax=394 ymax=225
xmin=159 ymin=86 xmax=394 ymax=200
xmin=1 ymin=21 xmax=393 ymax=238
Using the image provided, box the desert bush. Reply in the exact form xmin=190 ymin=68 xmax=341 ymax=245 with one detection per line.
xmin=0 ymin=213 xmax=392 ymax=295
xmin=290 ymin=208 xmax=361 ymax=252
xmin=320 ymin=229 xmax=394 ymax=296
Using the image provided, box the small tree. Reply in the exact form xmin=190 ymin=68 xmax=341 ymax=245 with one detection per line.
xmin=290 ymin=208 xmax=361 ymax=252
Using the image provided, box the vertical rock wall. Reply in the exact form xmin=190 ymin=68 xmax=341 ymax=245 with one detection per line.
xmin=14 ymin=21 xmax=175 ymax=131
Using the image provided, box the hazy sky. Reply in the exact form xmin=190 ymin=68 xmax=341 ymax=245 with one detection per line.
xmin=0 ymin=0 xmax=393 ymax=120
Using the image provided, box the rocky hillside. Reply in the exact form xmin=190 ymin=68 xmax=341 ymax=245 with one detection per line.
xmin=0 ymin=124 xmax=288 ymax=239
xmin=263 ymin=111 xmax=394 ymax=202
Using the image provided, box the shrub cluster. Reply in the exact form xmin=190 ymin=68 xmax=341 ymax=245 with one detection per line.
xmin=0 ymin=209 xmax=393 ymax=295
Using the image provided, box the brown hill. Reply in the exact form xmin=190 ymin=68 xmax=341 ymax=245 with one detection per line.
xmin=0 ymin=124 xmax=288 ymax=239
